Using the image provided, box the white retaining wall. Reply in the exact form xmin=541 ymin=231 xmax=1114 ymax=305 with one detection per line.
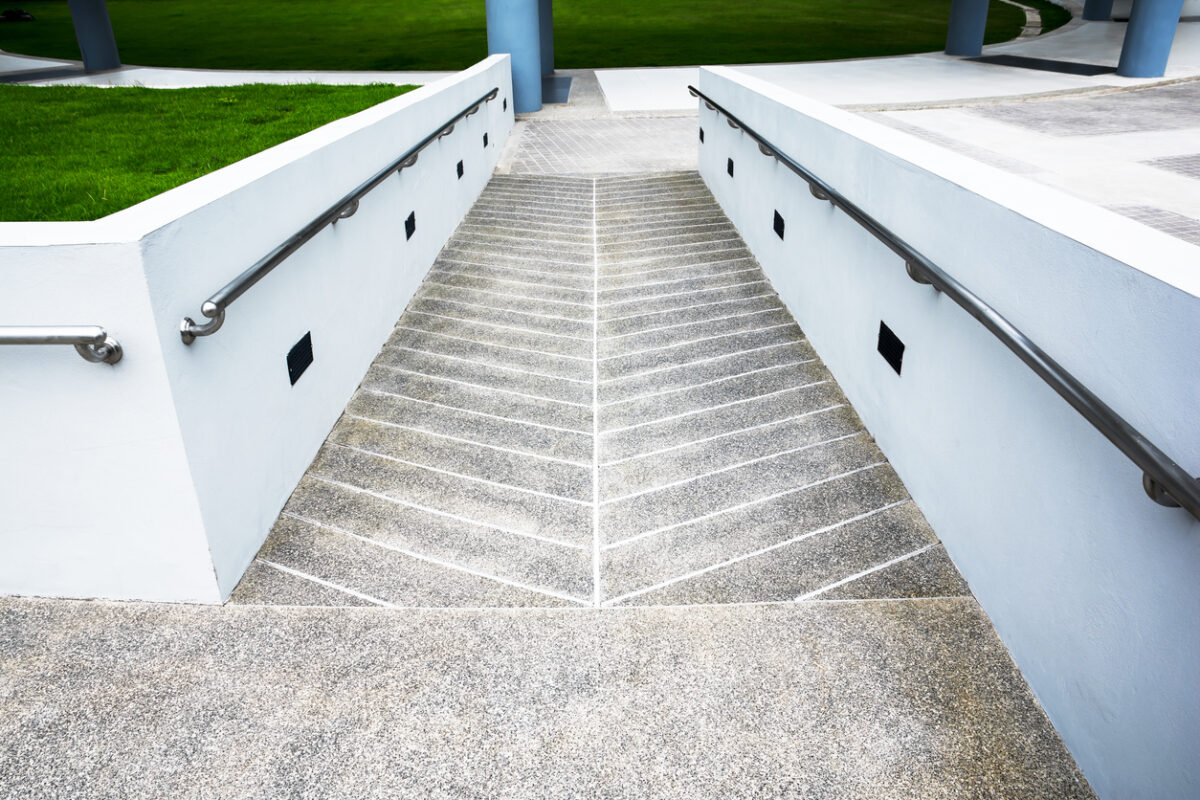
xmin=0 ymin=55 xmax=514 ymax=603
xmin=696 ymin=66 xmax=1199 ymax=800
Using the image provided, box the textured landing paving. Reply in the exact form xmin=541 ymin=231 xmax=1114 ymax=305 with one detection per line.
xmin=0 ymin=597 xmax=1095 ymax=799
xmin=498 ymin=117 xmax=699 ymax=175
xmin=232 ymin=172 xmax=968 ymax=609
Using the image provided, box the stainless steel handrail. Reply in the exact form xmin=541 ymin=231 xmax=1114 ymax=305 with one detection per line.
xmin=180 ymin=87 xmax=501 ymax=344
xmin=689 ymin=84 xmax=1200 ymax=520
xmin=0 ymin=325 xmax=123 ymax=364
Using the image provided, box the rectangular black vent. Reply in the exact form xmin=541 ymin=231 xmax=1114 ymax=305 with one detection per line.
xmin=483 ymin=132 xmax=489 ymax=148
xmin=773 ymin=210 xmax=785 ymax=240
xmin=727 ymin=158 xmax=734 ymax=177
xmin=877 ymin=321 xmax=905 ymax=375
xmin=405 ymin=211 xmax=416 ymax=240
xmin=503 ymin=98 xmax=507 ymax=111
xmin=456 ymin=160 xmax=464 ymax=179
xmin=699 ymin=127 xmax=704 ymax=143
xmin=287 ymin=332 xmax=314 ymax=386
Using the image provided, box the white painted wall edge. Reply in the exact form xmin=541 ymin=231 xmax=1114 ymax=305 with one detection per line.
xmin=702 ymin=66 xmax=1200 ymax=299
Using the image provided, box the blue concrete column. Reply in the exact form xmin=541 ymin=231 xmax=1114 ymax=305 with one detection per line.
xmin=1117 ymin=0 xmax=1185 ymax=77
xmin=67 ymin=0 xmax=120 ymax=72
xmin=486 ymin=0 xmax=543 ymax=113
xmin=538 ymin=0 xmax=554 ymax=75
xmin=945 ymin=0 xmax=990 ymax=57
xmin=1082 ymin=0 xmax=1115 ymax=20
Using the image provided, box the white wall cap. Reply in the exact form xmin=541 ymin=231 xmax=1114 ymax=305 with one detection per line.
xmin=701 ymin=65 xmax=1200 ymax=300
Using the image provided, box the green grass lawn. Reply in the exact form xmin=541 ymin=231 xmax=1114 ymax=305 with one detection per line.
xmin=1 ymin=0 xmax=1027 ymax=71
xmin=0 ymin=84 xmax=413 ymax=221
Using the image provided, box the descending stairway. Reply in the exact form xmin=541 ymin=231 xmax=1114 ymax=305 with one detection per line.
xmin=1 ymin=118 xmax=1096 ymax=800
xmin=231 ymin=172 xmax=968 ymax=608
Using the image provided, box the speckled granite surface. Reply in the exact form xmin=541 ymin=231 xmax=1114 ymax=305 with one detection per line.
xmin=0 ymin=597 xmax=1094 ymax=799
xmin=230 ymin=173 xmax=967 ymax=611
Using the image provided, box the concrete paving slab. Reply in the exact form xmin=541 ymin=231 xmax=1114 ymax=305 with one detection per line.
xmin=0 ymin=597 xmax=1095 ymax=799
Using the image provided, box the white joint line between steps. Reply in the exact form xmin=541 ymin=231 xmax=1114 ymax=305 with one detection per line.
xmin=407 ymin=310 xmax=594 ymax=343
xmin=599 ymin=306 xmax=785 ymax=342
xmin=302 ymin=475 xmax=588 ymax=550
xmin=421 ymin=281 xmax=595 ymax=309
xmin=393 ymin=326 xmax=592 ymax=363
xmin=416 ymin=294 xmax=595 ymax=325
xmin=343 ymin=413 xmax=591 ymax=468
xmin=327 ymin=442 xmax=591 ymax=507
xmin=361 ymin=387 xmax=592 ymax=436
xmin=596 ymin=256 xmax=757 ymax=283
xmin=425 ymin=271 xmax=593 ymax=298
xmin=256 ymin=558 xmax=395 ymax=608
xmin=371 ymin=363 xmax=592 ymax=408
xmin=601 ymin=379 xmax=830 ymax=435
xmin=384 ymin=344 xmax=592 ymax=385
xmin=598 ymin=271 xmax=760 ymax=298
xmin=794 ymin=543 xmax=939 ymax=602
xmin=601 ymin=404 xmax=847 ymax=467
xmin=598 ymin=322 xmax=795 ymax=362
xmin=279 ymin=513 xmax=590 ymax=606
xmin=599 ymin=359 xmax=816 ymax=408
xmin=599 ymin=292 xmax=775 ymax=322
xmin=601 ymin=499 xmax=912 ymax=606
xmin=598 ymin=340 xmax=807 ymax=385
xmin=600 ymin=431 xmax=866 ymax=506
xmin=603 ymin=462 xmax=891 ymax=551
xmin=434 ymin=258 xmax=594 ymax=283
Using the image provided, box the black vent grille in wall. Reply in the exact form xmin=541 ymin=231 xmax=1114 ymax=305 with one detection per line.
xmin=287 ymin=332 xmax=314 ymax=385
xmin=773 ymin=210 xmax=785 ymax=240
xmin=405 ymin=211 xmax=416 ymax=240
xmin=877 ymin=321 xmax=905 ymax=375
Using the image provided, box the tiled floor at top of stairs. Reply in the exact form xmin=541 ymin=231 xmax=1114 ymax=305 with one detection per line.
xmin=230 ymin=171 xmax=969 ymax=611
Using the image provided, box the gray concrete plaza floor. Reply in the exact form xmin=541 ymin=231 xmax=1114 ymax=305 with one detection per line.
xmin=0 ymin=598 xmax=1094 ymax=799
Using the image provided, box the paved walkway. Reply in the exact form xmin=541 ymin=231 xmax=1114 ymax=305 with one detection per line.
xmin=497 ymin=118 xmax=698 ymax=175
xmin=0 ymin=596 xmax=1093 ymax=799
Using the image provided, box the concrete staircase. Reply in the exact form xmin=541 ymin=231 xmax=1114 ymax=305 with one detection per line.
xmin=231 ymin=171 xmax=967 ymax=609
xmin=0 ymin=119 xmax=1095 ymax=799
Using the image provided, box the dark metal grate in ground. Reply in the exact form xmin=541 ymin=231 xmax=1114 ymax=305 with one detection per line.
xmin=968 ymin=55 xmax=1116 ymax=76
xmin=542 ymin=75 xmax=573 ymax=104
